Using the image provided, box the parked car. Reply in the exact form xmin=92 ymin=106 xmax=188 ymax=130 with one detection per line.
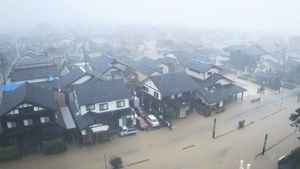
xmin=119 ymin=126 xmax=138 ymax=137
xmin=136 ymin=116 xmax=150 ymax=130
xmin=146 ymin=114 xmax=160 ymax=128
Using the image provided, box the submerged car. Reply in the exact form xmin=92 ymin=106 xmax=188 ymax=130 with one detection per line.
xmin=119 ymin=126 xmax=138 ymax=136
xmin=146 ymin=114 xmax=160 ymax=128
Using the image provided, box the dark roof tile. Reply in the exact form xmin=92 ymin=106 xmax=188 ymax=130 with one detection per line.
xmin=151 ymin=72 xmax=199 ymax=97
xmin=74 ymin=79 xmax=131 ymax=106
xmin=9 ymin=65 xmax=60 ymax=82
xmin=0 ymin=83 xmax=58 ymax=116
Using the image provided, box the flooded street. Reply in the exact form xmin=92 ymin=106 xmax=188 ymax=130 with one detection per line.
xmin=0 ymin=79 xmax=299 ymax=169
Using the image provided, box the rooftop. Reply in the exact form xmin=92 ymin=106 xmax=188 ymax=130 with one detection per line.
xmin=74 ymin=78 xmax=131 ymax=106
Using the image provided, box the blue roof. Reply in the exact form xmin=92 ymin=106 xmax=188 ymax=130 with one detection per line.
xmin=0 ymin=82 xmax=24 ymax=92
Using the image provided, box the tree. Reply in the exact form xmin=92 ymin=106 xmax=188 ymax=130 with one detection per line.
xmin=285 ymin=64 xmax=300 ymax=84
xmin=290 ymin=108 xmax=300 ymax=130
xmin=227 ymin=50 xmax=260 ymax=72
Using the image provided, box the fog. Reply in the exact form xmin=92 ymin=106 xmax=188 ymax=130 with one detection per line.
xmin=1 ymin=0 xmax=300 ymax=34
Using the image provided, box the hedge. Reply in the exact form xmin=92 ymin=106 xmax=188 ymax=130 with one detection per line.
xmin=42 ymin=138 xmax=67 ymax=155
xmin=0 ymin=145 xmax=20 ymax=161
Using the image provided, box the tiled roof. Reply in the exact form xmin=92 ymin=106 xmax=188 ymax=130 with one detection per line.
xmin=0 ymin=83 xmax=58 ymax=116
xmin=9 ymin=65 xmax=60 ymax=82
xmin=74 ymin=78 xmax=131 ymax=106
xmin=151 ymin=72 xmax=199 ymax=97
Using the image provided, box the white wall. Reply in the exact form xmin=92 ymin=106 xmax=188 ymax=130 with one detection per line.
xmin=144 ymin=79 xmax=162 ymax=100
xmin=159 ymin=64 xmax=169 ymax=74
xmin=25 ymin=78 xmax=51 ymax=83
xmin=12 ymin=76 xmax=60 ymax=84
xmin=208 ymin=68 xmax=220 ymax=75
xmin=73 ymin=75 xmax=92 ymax=85
xmin=185 ymin=68 xmax=205 ymax=80
xmin=80 ymin=99 xmax=130 ymax=115
xmin=216 ymin=79 xmax=232 ymax=86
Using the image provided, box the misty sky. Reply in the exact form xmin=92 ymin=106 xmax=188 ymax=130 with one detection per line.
xmin=1 ymin=0 xmax=300 ymax=34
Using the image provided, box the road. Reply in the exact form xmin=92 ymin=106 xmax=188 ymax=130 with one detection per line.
xmin=0 ymin=79 xmax=299 ymax=169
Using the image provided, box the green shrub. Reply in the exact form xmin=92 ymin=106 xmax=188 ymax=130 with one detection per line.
xmin=0 ymin=145 xmax=20 ymax=161
xmin=42 ymin=138 xmax=67 ymax=155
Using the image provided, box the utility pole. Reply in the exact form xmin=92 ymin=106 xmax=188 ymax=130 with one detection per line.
xmin=0 ymin=54 xmax=6 ymax=84
xmin=104 ymin=154 xmax=108 ymax=169
xmin=82 ymin=42 xmax=90 ymax=72
xmin=212 ymin=118 xmax=217 ymax=139
xmin=262 ymin=134 xmax=268 ymax=155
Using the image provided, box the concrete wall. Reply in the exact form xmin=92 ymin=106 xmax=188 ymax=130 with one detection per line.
xmin=185 ymin=68 xmax=206 ymax=80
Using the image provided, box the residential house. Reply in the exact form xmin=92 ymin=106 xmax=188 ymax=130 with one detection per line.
xmin=0 ymin=83 xmax=64 ymax=152
xmin=184 ymin=61 xmax=221 ymax=80
xmin=132 ymin=57 xmax=161 ymax=76
xmin=138 ymin=72 xmax=199 ymax=119
xmin=156 ymin=56 xmax=182 ymax=74
xmin=184 ymin=61 xmax=247 ymax=116
xmin=8 ymin=57 xmax=62 ymax=84
xmin=69 ymin=78 xmax=136 ymax=144
xmin=194 ymin=73 xmax=246 ymax=116
xmin=89 ymin=55 xmax=125 ymax=80
xmin=58 ymin=66 xmax=93 ymax=91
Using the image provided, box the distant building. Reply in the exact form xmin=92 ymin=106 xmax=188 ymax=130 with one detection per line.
xmin=8 ymin=57 xmax=64 ymax=85
xmin=184 ymin=61 xmax=221 ymax=80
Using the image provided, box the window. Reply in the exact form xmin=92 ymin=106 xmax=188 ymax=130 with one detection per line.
xmin=7 ymin=122 xmax=16 ymax=129
xmin=34 ymin=106 xmax=44 ymax=111
xmin=81 ymin=130 xmax=87 ymax=136
xmin=143 ymin=86 xmax=149 ymax=93
xmin=40 ymin=117 xmax=50 ymax=123
xmin=24 ymin=119 xmax=33 ymax=126
xmin=116 ymin=100 xmax=125 ymax=108
xmin=99 ymin=103 xmax=109 ymax=111
xmin=86 ymin=104 xmax=95 ymax=111
xmin=19 ymin=104 xmax=31 ymax=109
xmin=9 ymin=109 xmax=19 ymax=115
xmin=154 ymin=92 xmax=159 ymax=99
